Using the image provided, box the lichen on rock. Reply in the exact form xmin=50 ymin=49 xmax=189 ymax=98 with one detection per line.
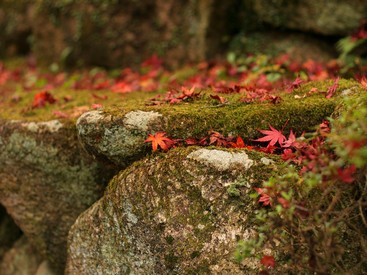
xmin=76 ymin=109 xmax=165 ymax=166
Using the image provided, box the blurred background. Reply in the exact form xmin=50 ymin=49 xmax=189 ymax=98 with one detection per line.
xmin=0 ymin=0 xmax=366 ymax=70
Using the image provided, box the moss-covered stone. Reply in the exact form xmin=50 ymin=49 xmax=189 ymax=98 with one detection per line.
xmin=66 ymin=146 xmax=285 ymax=274
xmin=75 ymin=79 xmax=367 ymax=165
xmin=251 ymin=0 xmax=367 ymax=36
xmin=26 ymin=0 xmax=238 ymax=68
xmin=0 ymin=119 xmax=118 ymax=273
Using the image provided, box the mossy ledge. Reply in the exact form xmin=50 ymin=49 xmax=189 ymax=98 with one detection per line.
xmin=76 ymin=79 xmax=365 ymax=165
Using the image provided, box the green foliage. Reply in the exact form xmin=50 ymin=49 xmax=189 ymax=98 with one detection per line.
xmin=236 ymin=93 xmax=367 ymax=273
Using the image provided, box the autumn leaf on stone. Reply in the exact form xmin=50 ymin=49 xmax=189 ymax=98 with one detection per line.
xmin=325 ymin=77 xmax=339 ymax=99
xmin=287 ymin=76 xmax=304 ymax=92
xmin=282 ymin=129 xmax=296 ymax=148
xmin=32 ymin=91 xmax=56 ymax=108
xmin=229 ymin=136 xmax=253 ymax=150
xmin=178 ymin=86 xmax=200 ymax=101
xmin=145 ymin=132 xmax=175 ymax=152
xmin=111 ymin=81 xmax=134 ymax=93
xmin=254 ymin=187 xmax=272 ymax=206
xmin=360 ymin=76 xmax=367 ymax=90
xmin=260 ymin=255 xmax=275 ymax=268
xmin=337 ymin=165 xmax=356 ymax=183
xmin=210 ymin=94 xmax=227 ymax=104
xmin=255 ymin=124 xmax=286 ymax=147
xmin=209 ymin=131 xmax=229 ymax=147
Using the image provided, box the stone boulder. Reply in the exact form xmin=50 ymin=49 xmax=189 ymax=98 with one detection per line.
xmin=66 ymin=147 xmax=284 ymax=274
xmin=0 ymin=0 xmax=32 ymax=56
xmin=0 ymin=119 xmax=117 ymax=273
xmin=252 ymin=0 xmax=367 ymax=36
xmin=30 ymin=0 xmax=239 ymax=68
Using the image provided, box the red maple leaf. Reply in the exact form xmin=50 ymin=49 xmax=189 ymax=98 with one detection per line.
xmin=178 ymin=86 xmax=200 ymax=100
xmin=254 ymin=188 xmax=272 ymax=206
xmin=282 ymin=129 xmax=296 ymax=148
xmin=255 ymin=124 xmax=286 ymax=146
xmin=145 ymin=132 xmax=175 ymax=152
xmin=111 ymin=81 xmax=135 ymax=93
xmin=325 ymin=77 xmax=339 ymax=99
xmin=210 ymin=94 xmax=227 ymax=104
xmin=337 ymin=165 xmax=356 ymax=184
xmin=277 ymin=197 xmax=290 ymax=209
xmin=209 ymin=131 xmax=229 ymax=147
xmin=32 ymin=91 xmax=56 ymax=108
xmin=287 ymin=76 xmax=304 ymax=92
xmin=229 ymin=136 xmax=253 ymax=150
xmin=260 ymin=255 xmax=275 ymax=268
xmin=360 ymin=76 xmax=367 ymax=90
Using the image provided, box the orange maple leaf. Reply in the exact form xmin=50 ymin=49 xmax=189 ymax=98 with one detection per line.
xmin=145 ymin=132 xmax=174 ymax=152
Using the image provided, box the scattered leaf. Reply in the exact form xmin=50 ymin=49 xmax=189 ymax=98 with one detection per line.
xmin=260 ymin=255 xmax=275 ymax=269
xmin=325 ymin=77 xmax=340 ymax=99
xmin=255 ymin=124 xmax=286 ymax=146
xmin=145 ymin=132 xmax=175 ymax=152
xmin=32 ymin=91 xmax=56 ymax=108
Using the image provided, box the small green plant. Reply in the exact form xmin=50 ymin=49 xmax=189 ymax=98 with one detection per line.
xmin=236 ymin=92 xmax=367 ymax=273
xmin=337 ymin=20 xmax=367 ymax=73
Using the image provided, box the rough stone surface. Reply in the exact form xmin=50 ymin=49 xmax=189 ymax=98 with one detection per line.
xmin=66 ymin=147 xmax=284 ymax=274
xmin=0 ymin=0 xmax=32 ymax=57
xmin=0 ymin=119 xmax=117 ymax=273
xmin=76 ymin=110 xmax=165 ymax=166
xmin=187 ymin=149 xmax=254 ymax=171
xmin=0 ymin=205 xmax=22 ymax=260
xmin=252 ymin=0 xmax=367 ymax=36
xmin=29 ymin=0 xmax=237 ymax=68
xmin=0 ymin=236 xmax=43 ymax=275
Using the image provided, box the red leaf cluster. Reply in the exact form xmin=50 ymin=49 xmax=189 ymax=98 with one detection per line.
xmin=32 ymin=91 xmax=56 ymax=108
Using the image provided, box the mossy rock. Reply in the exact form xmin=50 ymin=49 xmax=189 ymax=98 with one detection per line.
xmin=0 ymin=119 xmax=118 ymax=273
xmin=76 ymin=79 xmax=365 ymax=166
xmin=252 ymin=0 xmax=367 ymax=36
xmin=66 ymin=146 xmax=285 ymax=274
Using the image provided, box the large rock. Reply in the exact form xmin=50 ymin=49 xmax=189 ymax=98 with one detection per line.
xmin=252 ymin=0 xmax=367 ymax=36
xmin=66 ymin=147 xmax=284 ymax=274
xmin=30 ymin=0 xmax=239 ymax=68
xmin=0 ymin=0 xmax=32 ymax=56
xmin=0 ymin=119 xmax=117 ymax=273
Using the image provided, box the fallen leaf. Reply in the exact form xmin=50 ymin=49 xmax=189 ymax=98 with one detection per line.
xmin=260 ymin=255 xmax=275 ymax=268
xmin=229 ymin=136 xmax=253 ymax=150
xmin=254 ymin=188 xmax=272 ymax=206
xmin=287 ymin=76 xmax=304 ymax=92
xmin=32 ymin=91 xmax=56 ymax=108
xmin=210 ymin=94 xmax=227 ymax=104
xmin=145 ymin=132 xmax=175 ymax=152
xmin=53 ymin=110 xmax=69 ymax=118
xmin=255 ymin=124 xmax=286 ymax=146
xmin=337 ymin=165 xmax=356 ymax=183
xmin=325 ymin=77 xmax=339 ymax=99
